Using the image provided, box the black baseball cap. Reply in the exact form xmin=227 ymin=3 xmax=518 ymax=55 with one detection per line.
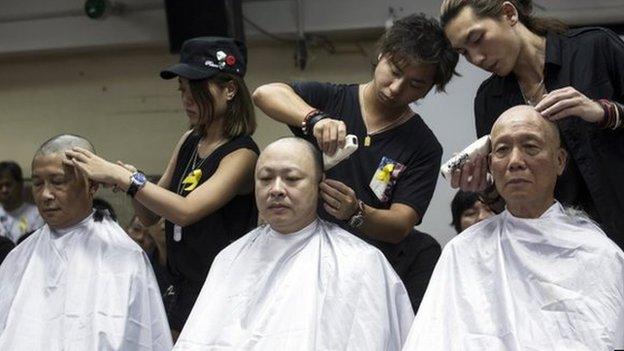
xmin=160 ymin=36 xmax=247 ymax=80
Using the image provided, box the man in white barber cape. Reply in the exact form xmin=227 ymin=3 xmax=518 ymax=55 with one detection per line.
xmin=174 ymin=137 xmax=414 ymax=350
xmin=403 ymin=105 xmax=624 ymax=350
xmin=0 ymin=134 xmax=173 ymax=350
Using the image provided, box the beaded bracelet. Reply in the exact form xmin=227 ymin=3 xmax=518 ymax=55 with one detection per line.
xmin=597 ymin=99 xmax=616 ymax=129
xmin=612 ymin=101 xmax=622 ymax=130
xmin=301 ymin=109 xmax=327 ymax=135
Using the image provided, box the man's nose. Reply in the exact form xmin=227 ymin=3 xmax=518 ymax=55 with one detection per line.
xmin=507 ymin=147 xmax=526 ymax=171
xmin=41 ymin=184 xmax=55 ymax=200
xmin=388 ymin=78 xmax=403 ymax=97
xmin=269 ymin=178 xmax=285 ymax=197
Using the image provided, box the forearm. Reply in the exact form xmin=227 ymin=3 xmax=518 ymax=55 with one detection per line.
xmin=112 ymin=170 xmax=204 ymax=227
xmin=252 ymin=83 xmax=315 ymax=127
xmin=357 ymin=205 xmax=418 ymax=244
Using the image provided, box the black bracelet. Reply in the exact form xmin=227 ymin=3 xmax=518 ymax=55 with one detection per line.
xmin=307 ymin=113 xmax=327 ymax=134
xmin=301 ymin=110 xmax=328 ymax=135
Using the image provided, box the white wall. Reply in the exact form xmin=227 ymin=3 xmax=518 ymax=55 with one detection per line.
xmin=416 ymin=59 xmax=490 ymax=244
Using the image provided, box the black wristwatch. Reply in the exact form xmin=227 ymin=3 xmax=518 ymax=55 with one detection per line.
xmin=348 ymin=200 xmax=365 ymax=229
xmin=126 ymin=171 xmax=147 ymax=198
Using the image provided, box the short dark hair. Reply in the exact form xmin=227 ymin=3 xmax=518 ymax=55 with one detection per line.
xmin=0 ymin=161 xmax=23 ymax=183
xmin=450 ymin=190 xmax=480 ymax=233
xmin=378 ymin=13 xmax=459 ymax=92
xmin=92 ymin=198 xmax=117 ymax=222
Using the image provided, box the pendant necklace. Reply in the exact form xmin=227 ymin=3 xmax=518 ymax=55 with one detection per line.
xmin=172 ymin=137 xmax=223 ymax=242
xmin=520 ymin=78 xmax=546 ymax=107
xmin=360 ymin=83 xmax=412 ymax=147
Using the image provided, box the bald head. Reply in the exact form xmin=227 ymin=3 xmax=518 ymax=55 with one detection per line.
xmin=31 ymin=134 xmax=98 ymax=230
xmin=489 ymin=105 xmax=567 ymax=218
xmin=35 ymin=134 xmax=95 ymax=160
xmin=260 ymin=137 xmax=323 ymax=182
xmin=255 ymin=137 xmax=322 ymax=234
xmin=491 ymin=105 xmax=561 ymax=148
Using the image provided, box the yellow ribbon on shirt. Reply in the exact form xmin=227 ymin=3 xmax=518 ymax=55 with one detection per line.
xmin=376 ymin=163 xmax=395 ymax=183
xmin=182 ymin=169 xmax=202 ymax=191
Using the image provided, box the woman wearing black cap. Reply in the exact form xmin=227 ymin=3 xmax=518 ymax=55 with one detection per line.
xmin=440 ymin=0 xmax=624 ymax=248
xmin=65 ymin=37 xmax=259 ymax=338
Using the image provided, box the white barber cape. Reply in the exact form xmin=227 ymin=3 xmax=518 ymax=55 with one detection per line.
xmin=174 ymin=219 xmax=414 ymax=351
xmin=0 ymin=212 xmax=173 ymax=351
xmin=403 ymin=202 xmax=624 ymax=351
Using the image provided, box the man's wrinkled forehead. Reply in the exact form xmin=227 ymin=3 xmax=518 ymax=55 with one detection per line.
xmin=491 ymin=106 xmax=560 ymax=146
xmin=257 ymin=139 xmax=316 ymax=174
xmin=32 ymin=153 xmax=74 ymax=178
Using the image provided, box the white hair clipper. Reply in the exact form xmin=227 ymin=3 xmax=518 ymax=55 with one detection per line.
xmin=323 ymin=135 xmax=358 ymax=170
xmin=440 ymin=135 xmax=491 ymax=180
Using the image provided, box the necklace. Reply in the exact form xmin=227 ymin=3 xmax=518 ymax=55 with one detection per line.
xmin=176 ymin=137 xmax=226 ymax=195
xmin=520 ymin=78 xmax=546 ymax=107
xmin=359 ymin=83 xmax=413 ymax=147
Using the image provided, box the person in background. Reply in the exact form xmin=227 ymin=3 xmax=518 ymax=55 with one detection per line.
xmin=0 ymin=161 xmax=44 ymax=243
xmin=442 ymin=0 xmax=624 ymax=248
xmin=126 ymin=216 xmax=170 ymax=295
xmin=450 ymin=190 xmax=494 ymax=233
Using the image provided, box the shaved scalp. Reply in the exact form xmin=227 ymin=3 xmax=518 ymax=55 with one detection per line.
xmin=491 ymin=105 xmax=561 ymax=148
xmin=35 ymin=134 xmax=95 ymax=159
xmin=261 ymin=137 xmax=323 ymax=182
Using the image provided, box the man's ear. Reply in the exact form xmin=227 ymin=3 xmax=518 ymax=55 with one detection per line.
xmin=501 ymin=1 xmax=519 ymax=26
xmin=556 ymin=147 xmax=567 ymax=176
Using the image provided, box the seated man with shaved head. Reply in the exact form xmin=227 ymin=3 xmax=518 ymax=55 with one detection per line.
xmin=403 ymin=106 xmax=624 ymax=350
xmin=174 ymin=137 xmax=413 ymax=350
xmin=0 ymin=134 xmax=173 ymax=350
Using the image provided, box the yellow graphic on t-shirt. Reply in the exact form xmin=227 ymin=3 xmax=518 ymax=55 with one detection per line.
xmin=182 ymin=169 xmax=202 ymax=191
xmin=376 ymin=163 xmax=395 ymax=183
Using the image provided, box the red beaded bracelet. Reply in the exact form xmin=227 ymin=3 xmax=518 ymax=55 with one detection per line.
xmin=301 ymin=109 xmax=326 ymax=135
xmin=597 ymin=99 xmax=616 ymax=129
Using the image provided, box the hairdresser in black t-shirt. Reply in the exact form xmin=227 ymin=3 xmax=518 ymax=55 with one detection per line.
xmin=65 ymin=37 xmax=259 ymax=339
xmin=253 ymin=14 xmax=458 ymax=311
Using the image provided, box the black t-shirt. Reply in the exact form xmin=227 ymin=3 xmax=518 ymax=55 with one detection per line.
xmin=474 ymin=27 xmax=624 ymax=247
xmin=166 ymin=132 xmax=259 ymax=284
xmin=291 ymin=82 xmax=442 ymax=250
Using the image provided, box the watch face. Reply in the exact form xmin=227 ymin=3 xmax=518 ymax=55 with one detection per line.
xmin=133 ymin=172 xmax=146 ymax=184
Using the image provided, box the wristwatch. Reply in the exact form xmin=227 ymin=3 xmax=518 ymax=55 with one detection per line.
xmin=126 ymin=171 xmax=147 ymax=198
xmin=348 ymin=200 xmax=365 ymax=229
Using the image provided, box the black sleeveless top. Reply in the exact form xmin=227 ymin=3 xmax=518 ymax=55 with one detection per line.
xmin=166 ymin=132 xmax=259 ymax=283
